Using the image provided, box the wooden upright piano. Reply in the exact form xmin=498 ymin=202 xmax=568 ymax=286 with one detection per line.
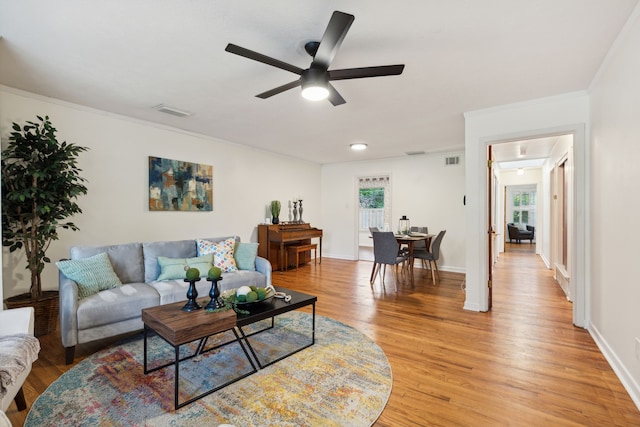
xmin=258 ymin=223 xmax=323 ymax=271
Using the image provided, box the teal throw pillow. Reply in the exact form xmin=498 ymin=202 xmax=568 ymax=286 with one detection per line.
xmin=234 ymin=242 xmax=258 ymax=271
xmin=156 ymin=254 xmax=213 ymax=281
xmin=56 ymin=252 xmax=123 ymax=299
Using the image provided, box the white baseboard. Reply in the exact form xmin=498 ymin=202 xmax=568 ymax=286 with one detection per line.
xmin=589 ymin=323 xmax=640 ymax=411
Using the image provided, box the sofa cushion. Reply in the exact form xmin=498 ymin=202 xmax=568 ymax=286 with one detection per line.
xmin=56 ymin=252 xmax=123 ymax=299
xmin=76 ymin=283 xmax=160 ymax=330
xmin=217 ymin=270 xmax=267 ymax=293
xmin=157 ymin=254 xmax=213 ymax=280
xmin=70 ymin=242 xmax=144 ymax=284
xmin=143 ymin=239 xmax=197 ymax=283
xmin=234 ymin=242 xmax=259 ymax=271
xmin=149 ymin=279 xmax=212 ymax=305
xmin=150 ymin=270 xmax=267 ymax=305
xmin=197 ymin=237 xmax=238 ymax=272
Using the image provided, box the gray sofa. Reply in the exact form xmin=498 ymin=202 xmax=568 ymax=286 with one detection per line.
xmin=59 ymin=236 xmax=271 ymax=364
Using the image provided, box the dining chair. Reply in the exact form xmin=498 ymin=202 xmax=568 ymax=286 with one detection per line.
xmin=368 ymin=226 xmax=380 ymax=235
xmin=413 ymin=230 xmax=446 ymax=284
xmin=370 ymin=231 xmax=408 ymax=292
xmin=410 ymin=226 xmax=429 ymax=250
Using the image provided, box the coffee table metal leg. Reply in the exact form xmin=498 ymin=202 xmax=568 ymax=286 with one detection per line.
xmin=172 ymin=328 xmax=257 ymax=410
xmin=237 ymin=305 xmax=316 ymax=369
xmin=143 ymin=325 xmax=149 ymax=373
xmin=174 ymin=344 xmax=180 ymax=410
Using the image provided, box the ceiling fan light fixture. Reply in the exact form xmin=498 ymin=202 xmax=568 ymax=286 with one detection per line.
xmin=301 ymin=84 xmax=329 ymax=101
xmin=301 ymin=68 xmax=329 ymax=101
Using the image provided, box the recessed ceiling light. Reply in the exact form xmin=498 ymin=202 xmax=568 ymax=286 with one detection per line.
xmin=350 ymin=143 xmax=368 ymax=151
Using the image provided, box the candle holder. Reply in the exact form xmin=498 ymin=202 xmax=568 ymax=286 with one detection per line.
xmin=298 ymin=199 xmax=303 ymax=223
xmin=204 ymin=277 xmax=224 ymax=310
xmin=182 ymin=278 xmax=202 ymax=312
xmin=293 ymin=201 xmax=298 ymax=222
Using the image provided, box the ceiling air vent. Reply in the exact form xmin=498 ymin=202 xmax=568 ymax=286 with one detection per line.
xmin=153 ymin=104 xmax=192 ymax=118
xmin=445 ymin=156 xmax=460 ymax=166
xmin=405 ymin=151 xmax=425 ymax=156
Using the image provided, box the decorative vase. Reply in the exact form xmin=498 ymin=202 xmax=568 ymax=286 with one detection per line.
xmin=272 ymin=216 xmax=279 ymax=224
xmin=204 ymin=278 xmax=224 ymax=310
xmin=182 ymin=279 xmax=202 ymax=312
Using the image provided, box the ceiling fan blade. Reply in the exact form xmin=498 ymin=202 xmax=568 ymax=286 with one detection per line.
xmin=327 ymin=83 xmax=346 ymax=106
xmin=312 ymin=11 xmax=355 ymax=70
xmin=225 ymin=43 xmax=304 ymax=75
xmin=256 ymin=79 xmax=302 ymax=99
xmin=328 ymin=64 xmax=405 ymax=81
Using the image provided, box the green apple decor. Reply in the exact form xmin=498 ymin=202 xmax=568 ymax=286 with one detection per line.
xmin=181 ymin=267 xmax=202 ymax=312
xmin=204 ymin=266 xmax=224 ymax=310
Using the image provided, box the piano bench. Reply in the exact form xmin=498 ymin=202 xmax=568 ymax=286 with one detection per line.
xmin=287 ymin=243 xmax=318 ymax=271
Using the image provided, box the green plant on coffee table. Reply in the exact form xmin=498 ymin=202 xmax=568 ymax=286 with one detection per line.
xmin=206 ymin=285 xmax=270 ymax=315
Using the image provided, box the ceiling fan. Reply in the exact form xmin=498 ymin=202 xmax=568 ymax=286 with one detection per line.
xmin=225 ymin=11 xmax=405 ymax=106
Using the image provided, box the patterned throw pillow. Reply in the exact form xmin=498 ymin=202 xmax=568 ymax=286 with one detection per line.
xmin=156 ymin=254 xmax=214 ymax=281
xmin=197 ymin=238 xmax=238 ymax=272
xmin=56 ymin=252 xmax=122 ymax=299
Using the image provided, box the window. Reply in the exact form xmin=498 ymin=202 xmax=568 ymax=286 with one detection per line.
xmin=512 ymin=190 xmax=536 ymax=226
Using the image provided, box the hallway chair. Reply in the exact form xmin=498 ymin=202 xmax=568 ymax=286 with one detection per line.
xmin=507 ymin=223 xmax=535 ymax=243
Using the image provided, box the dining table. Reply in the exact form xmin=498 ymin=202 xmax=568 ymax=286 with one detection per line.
xmin=394 ymin=233 xmax=434 ymax=287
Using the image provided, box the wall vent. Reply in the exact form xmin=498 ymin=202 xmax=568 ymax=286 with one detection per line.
xmin=153 ymin=104 xmax=192 ymax=117
xmin=445 ymin=156 xmax=460 ymax=166
xmin=405 ymin=151 xmax=425 ymax=156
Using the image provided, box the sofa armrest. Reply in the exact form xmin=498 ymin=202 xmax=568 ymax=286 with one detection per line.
xmin=0 ymin=307 xmax=34 ymax=336
xmin=255 ymin=256 xmax=272 ymax=287
xmin=59 ymin=271 xmax=80 ymax=349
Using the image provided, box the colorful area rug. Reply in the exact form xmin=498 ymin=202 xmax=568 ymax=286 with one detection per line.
xmin=26 ymin=312 xmax=392 ymax=426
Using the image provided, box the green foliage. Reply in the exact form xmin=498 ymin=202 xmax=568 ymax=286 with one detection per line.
xmin=270 ymin=200 xmax=281 ymax=217
xmin=359 ymin=188 xmax=384 ymax=208
xmin=1 ymin=116 xmax=88 ymax=299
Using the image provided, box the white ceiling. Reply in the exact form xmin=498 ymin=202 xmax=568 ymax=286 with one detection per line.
xmin=1 ymin=1 xmax=637 ymax=164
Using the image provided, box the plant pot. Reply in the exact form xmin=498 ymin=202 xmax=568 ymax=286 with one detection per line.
xmin=4 ymin=290 xmax=59 ymax=337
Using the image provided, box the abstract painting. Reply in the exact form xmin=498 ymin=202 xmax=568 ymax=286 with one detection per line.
xmin=148 ymin=156 xmax=213 ymax=211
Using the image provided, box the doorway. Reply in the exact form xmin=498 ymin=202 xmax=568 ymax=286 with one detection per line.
xmin=357 ymin=175 xmax=391 ymax=261
xmin=489 ymin=133 xmax=575 ymax=314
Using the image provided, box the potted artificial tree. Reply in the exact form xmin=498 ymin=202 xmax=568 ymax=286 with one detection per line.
xmin=2 ymin=116 xmax=88 ymax=336
xmin=270 ymin=200 xmax=281 ymax=224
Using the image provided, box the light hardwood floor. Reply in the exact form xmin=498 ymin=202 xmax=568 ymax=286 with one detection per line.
xmin=6 ymin=245 xmax=640 ymax=426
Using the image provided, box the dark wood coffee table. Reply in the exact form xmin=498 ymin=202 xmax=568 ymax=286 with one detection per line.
xmin=142 ymin=301 xmax=256 ymax=409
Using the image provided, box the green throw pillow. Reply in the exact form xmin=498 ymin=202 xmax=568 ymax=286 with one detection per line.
xmin=56 ymin=252 xmax=123 ymax=299
xmin=156 ymin=254 xmax=213 ymax=281
xmin=234 ymin=242 xmax=258 ymax=270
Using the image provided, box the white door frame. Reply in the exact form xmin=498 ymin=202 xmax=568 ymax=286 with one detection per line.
xmin=465 ymin=123 xmax=587 ymax=327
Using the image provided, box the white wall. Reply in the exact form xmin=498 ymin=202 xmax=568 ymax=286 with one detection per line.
xmin=0 ymin=87 xmax=322 ymax=298
xmin=320 ymin=153 xmax=466 ymax=273
xmin=463 ymin=92 xmax=590 ymax=318
xmin=589 ymin=4 xmax=640 ymax=408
